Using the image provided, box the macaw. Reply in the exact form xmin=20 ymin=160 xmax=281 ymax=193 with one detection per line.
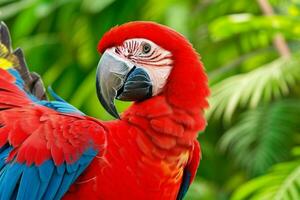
xmin=0 ymin=21 xmax=209 ymax=200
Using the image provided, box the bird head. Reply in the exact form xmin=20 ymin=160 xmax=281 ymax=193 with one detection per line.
xmin=97 ymin=21 xmax=209 ymax=118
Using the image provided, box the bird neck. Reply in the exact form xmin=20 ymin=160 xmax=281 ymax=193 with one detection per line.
xmin=122 ymin=95 xmax=206 ymax=160
xmin=164 ymin=53 xmax=210 ymax=113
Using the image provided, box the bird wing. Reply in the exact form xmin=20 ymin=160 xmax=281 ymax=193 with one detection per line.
xmin=0 ymin=22 xmax=107 ymax=200
xmin=177 ymin=140 xmax=201 ymax=200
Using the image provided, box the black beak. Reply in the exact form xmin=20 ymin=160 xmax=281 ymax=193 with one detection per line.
xmin=96 ymin=51 xmax=152 ymax=118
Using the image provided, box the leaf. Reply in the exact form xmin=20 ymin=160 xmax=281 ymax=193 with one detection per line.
xmin=35 ymin=0 xmax=77 ymax=18
xmin=164 ymin=1 xmax=189 ymax=36
xmin=69 ymin=68 xmax=96 ymax=108
xmin=81 ymin=0 xmax=115 ymax=13
xmin=185 ymin=179 xmax=219 ymax=200
xmin=231 ymin=156 xmax=300 ymax=200
xmin=219 ymin=99 xmax=300 ymax=176
xmin=142 ymin=0 xmax=177 ymax=20
xmin=17 ymin=33 xmax=58 ymax=51
xmin=0 ymin=0 xmax=36 ymax=20
xmin=207 ymin=54 xmax=300 ymax=123
xmin=70 ymin=17 xmax=96 ymax=69
xmin=210 ymin=14 xmax=300 ymax=41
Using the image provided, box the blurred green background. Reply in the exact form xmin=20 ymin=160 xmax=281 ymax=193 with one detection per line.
xmin=1 ymin=0 xmax=300 ymax=199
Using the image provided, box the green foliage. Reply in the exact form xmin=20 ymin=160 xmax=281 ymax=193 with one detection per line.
xmin=232 ymin=149 xmax=300 ymax=200
xmin=1 ymin=0 xmax=300 ymax=199
xmin=82 ymin=0 xmax=115 ymax=13
xmin=210 ymin=14 xmax=300 ymax=41
xmin=220 ymin=99 xmax=300 ymax=176
xmin=207 ymin=55 xmax=300 ymax=123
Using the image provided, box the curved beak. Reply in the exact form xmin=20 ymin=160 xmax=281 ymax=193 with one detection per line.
xmin=96 ymin=50 xmax=152 ymax=119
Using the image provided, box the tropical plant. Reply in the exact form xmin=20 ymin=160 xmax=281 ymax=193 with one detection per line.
xmin=220 ymin=99 xmax=300 ymax=176
xmin=207 ymin=55 xmax=300 ymax=123
xmin=1 ymin=0 xmax=300 ymax=199
xmin=231 ymin=147 xmax=300 ymax=200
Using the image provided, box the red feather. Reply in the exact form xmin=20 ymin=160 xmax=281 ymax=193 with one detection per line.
xmin=1 ymin=21 xmax=209 ymax=200
xmin=98 ymin=21 xmax=210 ymax=112
xmin=0 ymin=70 xmax=107 ymax=166
xmin=187 ymin=141 xmax=202 ymax=185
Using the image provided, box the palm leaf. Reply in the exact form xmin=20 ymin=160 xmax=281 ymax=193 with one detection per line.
xmin=210 ymin=14 xmax=300 ymax=41
xmin=231 ymin=153 xmax=300 ymax=200
xmin=219 ymin=99 xmax=300 ymax=176
xmin=0 ymin=0 xmax=36 ymax=20
xmin=207 ymin=54 xmax=300 ymax=123
xmin=81 ymin=0 xmax=115 ymax=13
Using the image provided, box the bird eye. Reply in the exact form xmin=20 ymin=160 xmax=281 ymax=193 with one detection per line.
xmin=142 ymin=43 xmax=151 ymax=54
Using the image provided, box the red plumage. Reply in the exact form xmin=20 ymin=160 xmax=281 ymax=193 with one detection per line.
xmin=67 ymin=22 xmax=209 ymax=199
xmin=0 ymin=69 xmax=106 ymax=166
xmin=98 ymin=21 xmax=210 ymax=112
xmin=0 ymin=21 xmax=209 ymax=200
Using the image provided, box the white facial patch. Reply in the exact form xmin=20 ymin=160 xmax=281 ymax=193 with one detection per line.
xmin=142 ymin=66 xmax=172 ymax=95
xmin=112 ymin=38 xmax=173 ymax=96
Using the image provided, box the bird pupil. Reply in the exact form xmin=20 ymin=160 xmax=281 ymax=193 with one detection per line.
xmin=143 ymin=43 xmax=151 ymax=54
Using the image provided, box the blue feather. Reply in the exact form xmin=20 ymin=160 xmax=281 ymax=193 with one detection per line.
xmin=0 ymin=145 xmax=12 ymax=170
xmin=17 ymin=165 xmax=41 ymax=200
xmin=42 ymin=165 xmax=65 ymax=200
xmin=66 ymin=160 xmax=80 ymax=173
xmin=1 ymin=66 xmax=96 ymax=199
xmin=39 ymin=100 xmax=85 ymax=115
xmin=47 ymin=87 xmax=67 ymax=102
xmin=0 ymin=163 xmax=24 ymax=200
xmin=8 ymin=69 xmax=24 ymax=88
xmin=37 ymin=161 xmax=55 ymax=199
xmin=38 ymin=160 xmax=55 ymax=182
xmin=7 ymin=69 xmax=84 ymax=115
xmin=0 ymin=148 xmax=98 ymax=200
xmin=177 ymin=170 xmax=192 ymax=200
xmin=54 ymin=171 xmax=77 ymax=199
xmin=7 ymin=69 xmax=41 ymax=102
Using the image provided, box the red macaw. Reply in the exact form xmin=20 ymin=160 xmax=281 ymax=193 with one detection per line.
xmin=0 ymin=21 xmax=209 ymax=200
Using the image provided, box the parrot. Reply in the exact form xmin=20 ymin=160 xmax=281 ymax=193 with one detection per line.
xmin=0 ymin=21 xmax=209 ymax=200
